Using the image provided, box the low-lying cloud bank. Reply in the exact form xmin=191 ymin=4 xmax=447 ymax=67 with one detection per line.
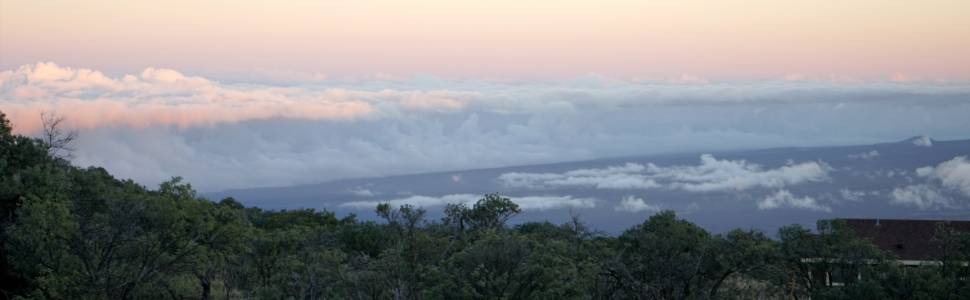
xmin=500 ymin=163 xmax=661 ymax=190
xmin=0 ymin=62 xmax=468 ymax=133
xmin=4 ymin=62 xmax=970 ymax=135
xmin=499 ymin=154 xmax=830 ymax=193
xmin=890 ymin=184 xmax=953 ymax=210
xmin=3 ymin=62 xmax=970 ymax=191
xmin=918 ymin=156 xmax=970 ymax=197
xmin=890 ymin=156 xmax=970 ymax=210
xmin=614 ymin=196 xmax=661 ymax=213
xmin=339 ymin=194 xmax=597 ymax=211
xmin=758 ymin=190 xmax=831 ymax=212
xmin=848 ymin=150 xmax=880 ymax=160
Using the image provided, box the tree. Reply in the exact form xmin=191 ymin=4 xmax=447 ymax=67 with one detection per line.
xmin=604 ymin=211 xmax=715 ymax=299
xmin=442 ymin=230 xmax=541 ymax=299
xmin=4 ymin=173 xmax=216 ymax=299
xmin=777 ymin=220 xmax=891 ymax=299
xmin=39 ymin=111 xmax=78 ymax=159
xmin=190 ymin=198 xmax=248 ymax=300
xmin=929 ymin=224 xmax=970 ymax=298
xmin=0 ymin=111 xmax=54 ymax=223
xmin=4 ymin=109 xmax=969 ymax=299
xmin=0 ymin=111 xmax=65 ymax=297
xmin=707 ymin=229 xmax=783 ymax=299
xmin=372 ymin=203 xmax=444 ymax=299
xmin=444 ymin=193 xmax=521 ymax=234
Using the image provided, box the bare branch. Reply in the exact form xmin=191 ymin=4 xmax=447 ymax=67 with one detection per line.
xmin=40 ymin=111 xmax=79 ymax=159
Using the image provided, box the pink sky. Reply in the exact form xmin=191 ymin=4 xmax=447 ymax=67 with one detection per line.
xmin=1 ymin=0 xmax=969 ymax=80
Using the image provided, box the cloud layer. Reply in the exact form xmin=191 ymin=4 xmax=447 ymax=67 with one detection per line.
xmin=2 ymin=63 xmax=970 ymax=191
xmin=889 ymin=156 xmax=970 ymax=210
xmin=614 ymin=196 xmax=661 ymax=213
xmin=918 ymin=156 xmax=970 ymax=197
xmin=890 ymin=184 xmax=953 ymax=210
xmin=757 ymin=190 xmax=831 ymax=212
xmin=0 ymin=63 xmax=467 ymax=133
xmin=848 ymin=150 xmax=880 ymax=160
xmin=499 ymin=154 xmax=830 ymax=193
xmin=499 ymin=163 xmax=660 ymax=190
xmin=912 ymin=135 xmax=934 ymax=147
xmin=339 ymin=194 xmax=596 ymax=211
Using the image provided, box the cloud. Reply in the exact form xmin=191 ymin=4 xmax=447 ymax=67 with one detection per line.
xmin=916 ymin=156 xmax=970 ymax=197
xmin=757 ymin=190 xmax=831 ymax=212
xmin=512 ymin=195 xmax=597 ymax=211
xmin=4 ymin=62 xmax=970 ymax=192
xmin=839 ymin=188 xmax=879 ymax=202
xmin=886 ymin=156 xmax=970 ymax=210
xmin=891 ymin=72 xmax=923 ymax=83
xmin=5 ymin=62 xmax=970 ymax=136
xmin=614 ymin=196 xmax=661 ymax=213
xmin=661 ymin=155 xmax=831 ymax=192
xmin=912 ymin=135 xmax=933 ymax=147
xmin=890 ymin=184 xmax=953 ymax=210
xmin=0 ymin=62 xmax=468 ymax=133
xmin=348 ymin=187 xmax=377 ymax=197
xmin=340 ymin=194 xmax=477 ymax=210
xmin=500 ymin=154 xmax=830 ymax=193
xmin=338 ymin=194 xmax=596 ymax=211
xmin=847 ymin=150 xmax=880 ymax=160
xmin=499 ymin=163 xmax=659 ymax=190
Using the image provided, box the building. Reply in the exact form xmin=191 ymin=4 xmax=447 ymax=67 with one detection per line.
xmin=804 ymin=218 xmax=970 ymax=287
xmin=841 ymin=218 xmax=970 ymax=266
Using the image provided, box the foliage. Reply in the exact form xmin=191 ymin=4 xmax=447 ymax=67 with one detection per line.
xmin=1 ymin=111 xmax=968 ymax=299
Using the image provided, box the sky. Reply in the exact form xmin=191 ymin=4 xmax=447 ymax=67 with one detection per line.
xmin=3 ymin=0 xmax=969 ymax=80
xmin=1 ymin=1 xmax=969 ymax=192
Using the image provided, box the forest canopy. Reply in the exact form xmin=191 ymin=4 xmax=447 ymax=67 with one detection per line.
xmin=1 ymin=111 xmax=969 ymax=300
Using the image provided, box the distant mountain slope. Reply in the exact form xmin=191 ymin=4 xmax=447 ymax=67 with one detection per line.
xmin=207 ymin=137 xmax=970 ymax=234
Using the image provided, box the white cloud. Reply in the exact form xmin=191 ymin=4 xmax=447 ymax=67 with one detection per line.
xmin=917 ymin=156 xmax=970 ymax=197
xmin=848 ymin=150 xmax=880 ymax=160
xmin=4 ymin=62 xmax=970 ymax=192
xmin=890 ymin=184 xmax=953 ymax=210
xmin=338 ymin=194 xmax=596 ymax=211
xmin=661 ymin=155 xmax=830 ymax=192
xmin=340 ymin=194 xmax=477 ymax=210
xmin=912 ymin=135 xmax=933 ymax=147
xmin=348 ymin=187 xmax=377 ymax=197
xmin=839 ymin=188 xmax=879 ymax=202
xmin=513 ymin=195 xmax=597 ymax=211
xmin=888 ymin=156 xmax=970 ymax=210
xmin=758 ymin=190 xmax=831 ymax=212
xmin=614 ymin=196 xmax=661 ymax=213
xmin=499 ymin=163 xmax=659 ymax=190
xmin=0 ymin=62 xmax=469 ymax=133
xmin=499 ymin=154 xmax=830 ymax=193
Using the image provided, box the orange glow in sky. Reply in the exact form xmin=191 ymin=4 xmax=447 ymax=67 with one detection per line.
xmin=1 ymin=0 xmax=969 ymax=80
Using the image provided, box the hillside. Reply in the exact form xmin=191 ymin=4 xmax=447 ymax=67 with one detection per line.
xmin=211 ymin=136 xmax=970 ymax=233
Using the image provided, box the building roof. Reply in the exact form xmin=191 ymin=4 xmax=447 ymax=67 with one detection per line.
xmin=840 ymin=218 xmax=970 ymax=261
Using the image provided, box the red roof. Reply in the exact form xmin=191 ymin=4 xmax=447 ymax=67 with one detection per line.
xmin=841 ymin=218 xmax=970 ymax=261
